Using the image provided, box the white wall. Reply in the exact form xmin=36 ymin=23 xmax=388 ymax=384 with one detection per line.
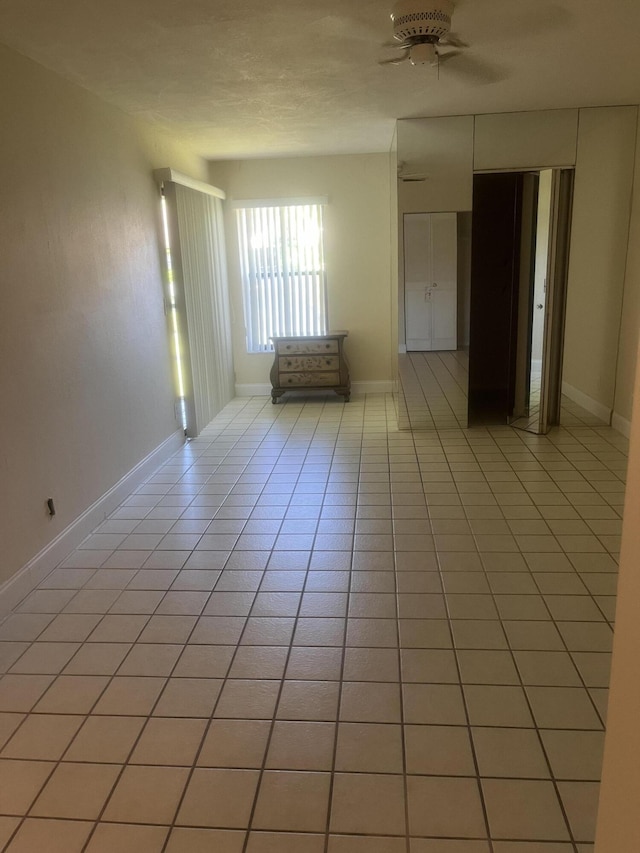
xmin=474 ymin=109 xmax=579 ymax=172
xmin=209 ymin=155 xmax=393 ymax=389
xmin=563 ymin=106 xmax=638 ymax=415
xmin=0 ymin=44 xmax=206 ymax=585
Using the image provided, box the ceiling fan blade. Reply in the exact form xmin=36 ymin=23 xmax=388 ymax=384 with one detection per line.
xmin=379 ymin=53 xmax=410 ymax=66
xmin=381 ymin=39 xmax=411 ymax=50
xmin=438 ymin=52 xmax=506 ymax=84
xmin=440 ymin=32 xmax=468 ymax=49
xmin=437 ymin=49 xmax=462 ymax=64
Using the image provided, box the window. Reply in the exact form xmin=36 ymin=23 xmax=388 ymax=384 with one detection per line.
xmin=158 ymin=172 xmax=234 ymax=437
xmin=235 ymin=200 xmax=328 ymax=352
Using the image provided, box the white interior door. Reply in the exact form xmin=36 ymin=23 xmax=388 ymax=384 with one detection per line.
xmin=405 ymin=287 xmax=433 ymax=351
xmin=404 ymin=213 xmax=458 ymax=351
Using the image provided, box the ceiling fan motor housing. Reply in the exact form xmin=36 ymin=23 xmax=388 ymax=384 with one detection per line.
xmin=391 ymin=0 xmax=454 ymax=42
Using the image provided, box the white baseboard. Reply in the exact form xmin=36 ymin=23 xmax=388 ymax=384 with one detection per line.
xmin=235 ymin=383 xmax=271 ymax=397
xmin=398 ymin=345 xmax=407 ymax=354
xmin=562 ymin=382 xmax=612 ymax=424
xmin=612 ymin=412 xmax=632 ymax=438
xmin=236 ymin=381 xmax=394 ymax=397
xmin=0 ymin=429 xmax=185 ymax=618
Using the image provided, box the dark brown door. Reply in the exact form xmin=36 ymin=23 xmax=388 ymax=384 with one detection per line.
xmin=468 ymin=172 xmax=524 ymax=425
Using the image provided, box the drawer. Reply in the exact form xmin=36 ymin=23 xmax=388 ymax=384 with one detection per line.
xmin=279 ymin=355 xmax=339 ymax=372
xmin=276 ymin=340 xmax=339 ymax=355
xmin=280 ymin=371 xmax=341 ymax=387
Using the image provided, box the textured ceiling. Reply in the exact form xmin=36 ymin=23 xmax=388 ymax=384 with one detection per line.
xmin=1 ymin=0 xmax=640 ymax=159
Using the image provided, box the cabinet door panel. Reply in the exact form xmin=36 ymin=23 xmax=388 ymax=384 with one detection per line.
xmin=406 ymin=289 xmax=433 ymax=351
xmin=404 ymin=212 xmax=457 ymax=352
xmin=432 ymin=289 xmax=457 ymax=350
xmin=431 ymin=213 xmax=458 ymax=287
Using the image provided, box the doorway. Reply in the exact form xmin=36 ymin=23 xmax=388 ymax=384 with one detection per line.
xmin=468 ymin=169 xmax=574 ymax=432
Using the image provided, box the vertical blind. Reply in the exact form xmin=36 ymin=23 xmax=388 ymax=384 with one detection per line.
xmin=163 ymin=181 xmax=235 ymax=437
xmin=235 ymin=203 xmax=328 ymax=352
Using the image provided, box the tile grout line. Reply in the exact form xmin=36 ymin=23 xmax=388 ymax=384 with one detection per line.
xmin=79 ymin=421 xmax=270 ymax=852
xmin=67 ymin=395 xmax=292 ymax=849
xmin=322 ymin=395 xmax=361 ymax=853
xmin=467 ymin=436 xmax=588 ymax=853
xmin=474 ymin=551 xmax=582 ymax=852
xmin=416 ymin=423 xmax=497 ymax=853
xmin=232 ymin=395 xmax=332 ymax=853
xmin=393 ymin=409 xmax=416 ymax=853
xmin=0 ymin=392 xmax=623 ymax=850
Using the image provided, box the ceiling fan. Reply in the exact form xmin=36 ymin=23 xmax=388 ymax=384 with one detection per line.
xmin=381 ymin=0 xmax=464 ymax=67
xmin=379 ymin=0 xmax=504 ymax=82
xmin=380 ymin=0 xmax=501 ymax=82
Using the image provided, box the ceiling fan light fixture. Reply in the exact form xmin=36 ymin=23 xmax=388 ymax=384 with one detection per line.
xmin=409 ymin=42 xmax=438 ymax=65
xmin=391 ymin=0 xmax=454 ymax=43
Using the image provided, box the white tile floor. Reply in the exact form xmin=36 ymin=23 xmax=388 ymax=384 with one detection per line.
xmin=0 ymin=393 xmax=626 ymax=852
xmin=398 ymin=352 xmax=469 ymax=430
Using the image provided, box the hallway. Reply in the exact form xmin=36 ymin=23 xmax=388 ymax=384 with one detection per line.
xmin=0 ymin=394 xmax=625 ymax=851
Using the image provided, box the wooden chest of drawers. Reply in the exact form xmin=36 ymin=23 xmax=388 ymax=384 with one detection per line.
xmin=270 ymin=333 xmax=351 ymax=403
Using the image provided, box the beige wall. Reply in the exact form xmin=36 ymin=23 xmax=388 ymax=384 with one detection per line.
xmin=563 ymin=106 xmax=638 ymax=412
xmin=0 ymin=44 xmax=206 ymax=584
xmin=597 ymin=114 xmax=640 ymax=850
xmin=613 ymin=125 xmax=640 ymax=427
xmin=209 ymin=155 xmax=392 ymax=387
xmin=595 ymin=337 xmax=640 ymax=851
